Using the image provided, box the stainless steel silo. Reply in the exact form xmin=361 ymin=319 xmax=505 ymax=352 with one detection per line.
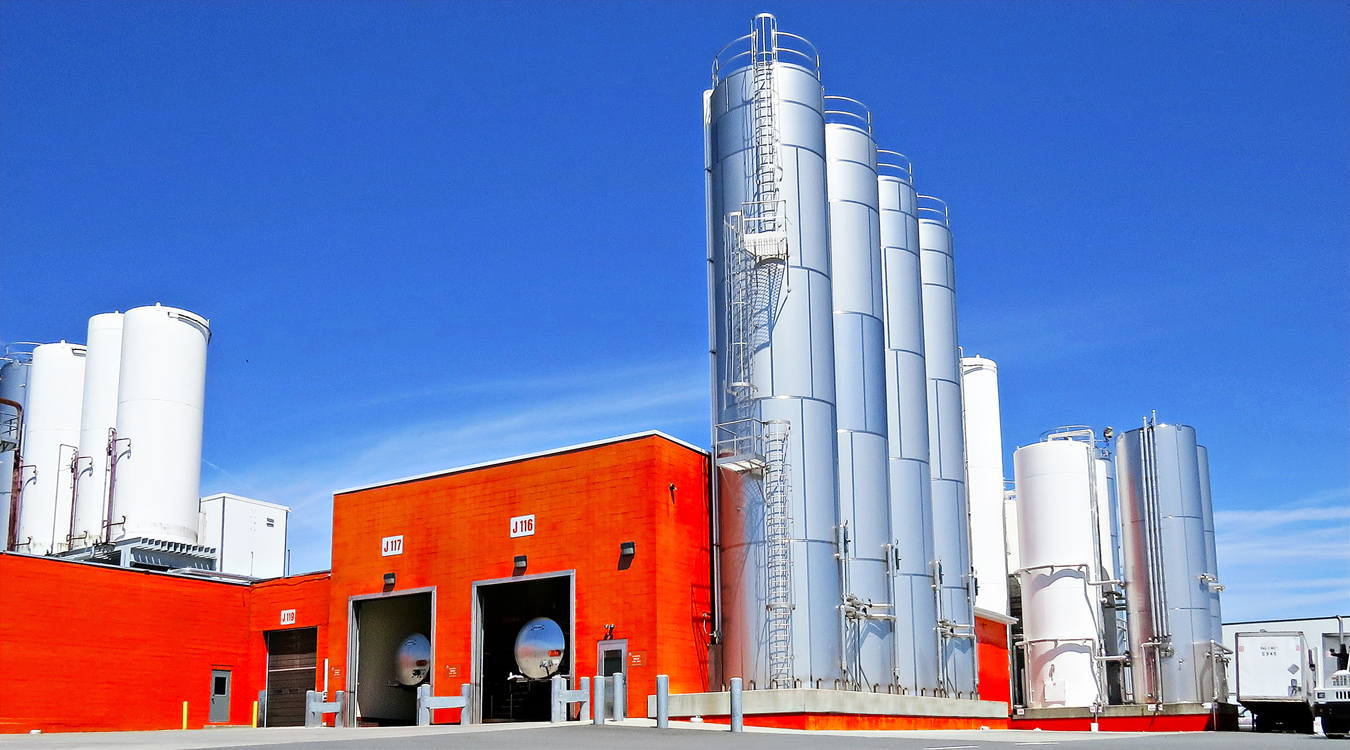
xmin=0 ymin=350 xmax=34 ymax=550
xmin=1115 ymin=421 xmax=1226 ymax=705
xmin=1195 ymin=444 xmax=1226 ymax=696
xmin=825 ymin=96 xmax=893 ymax=691
xmin=707 ymin=14 xmax=842 ymax=689
xmin=877 ymin=152 xmax=940 ymax=694
xmin=917 ymin=197 xmax=976 ymax=697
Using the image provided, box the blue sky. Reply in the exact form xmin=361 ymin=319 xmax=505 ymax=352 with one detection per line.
xmin=2 ymin=1 xmax=1345 ymax=622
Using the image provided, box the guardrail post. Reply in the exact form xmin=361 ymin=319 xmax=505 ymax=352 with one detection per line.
xmin=416 ymin=684 xmax=431 ymax=726
xmin=593 ymin=674 xmax=606 ymax=725
xmin=551 ymin=677 xmax=564 ymax=722
xmin=305 ymin=691 xmax=320 ymax=728
xmin=613 ymin=672 xmax=625 ymax=721
xmin=730 ymin=677 xmax=744 ymax=733
xmin=459 ymin=683 xmax=472 ymax=726
xmin=656 ymin=674 xmax=669 ymax=728
xmin=579 ymin=677 xmax=591 ymax=722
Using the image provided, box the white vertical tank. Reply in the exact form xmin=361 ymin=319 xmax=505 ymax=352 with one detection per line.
xmin=1013 ymin=434 xmax=1104 ymax=708
xmin=825 ymin=96 xmax=893 ymax=689
xmin=918 ymin=197 xmax=976 ymax=696
xmin=707 ymin=15 xmax=843 ymax=688
xmin=17 ymin=343 xmax=87 ymax=554
xmin=1003 ymin=488 xmax=1020 ymax=577
xmin=1 ymin=352 xmax=34 ymax=549
xmin=71 ymin=312 xmax=124 ymax=548
xmin=960 ymin=356 xmax=1008 ymax=616
xmin=109 ymin=304 xmax=211 ymax=544
xmin=877 ymin=152 xmax=940 ymax=694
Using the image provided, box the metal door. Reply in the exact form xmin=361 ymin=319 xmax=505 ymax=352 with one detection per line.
xmin=209 ymin=669 xmax=231 ymax=724
xmin=266 ymin=628 xmax=318 ymax=726
xmin=596 ymin=639 xmax=627 ymax=718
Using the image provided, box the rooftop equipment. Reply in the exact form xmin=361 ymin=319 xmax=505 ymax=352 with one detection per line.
xmin=707 ymin=13 xmax=842 ymax=690
xmin=877 ymin=150 xmax=941 ymax=694
xmin=71 ymin=312 xmax=123 ymax=549
xmin=1115 ymin=419 xmax=1228 ymax=706
xmin=16 ymin=342 xmax=87 ymax=555
xmin=109 ymin=304 xmax=211 ymax=546
xmin=961 ymin=356 xmax=1009 ymax=617
xmin=918 ymin=197 xmax=977 ymax=697
xmin=825 ymin=95 xmax=896 ymax=691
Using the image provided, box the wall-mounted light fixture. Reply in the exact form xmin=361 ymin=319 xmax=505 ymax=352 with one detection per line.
xmin=514 ymin=555 xmax=527 ymax=570
xmin=383 ymin=572 xmax=396 ymax=587
xmin=620 ymin=541 xmax=636 ymax=557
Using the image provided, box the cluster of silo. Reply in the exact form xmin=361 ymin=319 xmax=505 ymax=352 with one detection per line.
xmin=1010 ymin=419 xmax=1226 ymax=711
xmin=705 ymin=14 xmax=979 ymax=699
xmin=1 ymin=304 xmax=212 ymax=557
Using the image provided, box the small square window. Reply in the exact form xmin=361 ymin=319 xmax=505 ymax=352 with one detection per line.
xmin=266 ymin=518 xmax=274 ymax=527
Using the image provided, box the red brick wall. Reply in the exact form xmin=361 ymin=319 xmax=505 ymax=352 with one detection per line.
xmin=328 ymin=434 xmax=712 ymax=720
xmin=0 ymin=554 xmax=332 ymax=734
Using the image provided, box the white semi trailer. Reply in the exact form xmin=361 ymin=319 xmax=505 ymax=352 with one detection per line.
xmin=1235 ymin=631 xmax=1314 ymax=733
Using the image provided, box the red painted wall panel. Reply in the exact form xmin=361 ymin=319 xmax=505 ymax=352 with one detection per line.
xmin=976 ymin=614 xmax=1011 ymax=707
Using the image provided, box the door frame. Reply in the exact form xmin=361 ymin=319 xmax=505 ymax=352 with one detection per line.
xmin=208 ymin=668 xmax=232 ymax=724
xmin=263 ymin=626 xmax=319 ymax=728
xmin=344 ymin=586 xmax=437 ymax=727
xmin=470 ymin=570 xmax=576 ymax=724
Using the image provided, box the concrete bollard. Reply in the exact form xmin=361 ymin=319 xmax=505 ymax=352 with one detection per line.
xmin=612 ymin=672 xmax=625 ymax=722
xmin=656 ymin=674 xmax=669 ymax=729
xmin=593 ymin=674 xmax=606 ymax=725
xmin=729 ymin=677 xmax=743 ymax=733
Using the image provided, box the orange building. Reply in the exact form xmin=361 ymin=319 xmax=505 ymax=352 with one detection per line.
xmin=1 ymin=430 xmax=1020 ymax=733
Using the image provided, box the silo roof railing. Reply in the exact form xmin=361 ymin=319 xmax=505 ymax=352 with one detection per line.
xmin=877 ymin=149 xmax=913 ymax=184
xmin=824 ymin=96 xmax=872 ymax=134
xmin=712 ymin=30 xmax=820 ymax=85
xmin=917 ymin=195 xmax=950 ymax=226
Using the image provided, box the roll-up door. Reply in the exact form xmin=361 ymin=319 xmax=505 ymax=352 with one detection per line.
xmin=266 ymin=627 xmax=318 ymax=727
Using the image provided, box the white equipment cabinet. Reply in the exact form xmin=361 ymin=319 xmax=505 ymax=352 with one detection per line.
xmin=199 ymin=493 xmax=289 ymax=578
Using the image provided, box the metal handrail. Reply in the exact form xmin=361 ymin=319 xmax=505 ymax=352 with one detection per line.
xmin=824 ymin=96 xmax=871 ymax=134
xmin=877 ymin=149 xmax=913 ymax=184
xmin=916 ymin=195 xmax=949 ymax=226
xmin=712 ymin=27 xmax=820 ymax=84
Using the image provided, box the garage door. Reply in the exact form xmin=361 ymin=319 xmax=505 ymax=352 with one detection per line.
xmin=266 ymin=627 xmax=318 ymax=727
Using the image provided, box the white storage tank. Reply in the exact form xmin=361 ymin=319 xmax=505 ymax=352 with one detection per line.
xmin=0 ymin=351 xmax=34 ymax=549
xmin=109 ymin=304 xmax=211 ymax=545
xmin=17 ymin=342 xmax=87 ymax=554
xmin=71 ymin=312 xmax=124 ymax=548
xmin=198 ymin=493 xmax=289 ymax=578
xmin=960 ymin=355 xmax=1009 ymax=616
xmin=1013 ymin=431 xmax=1109 ymax=708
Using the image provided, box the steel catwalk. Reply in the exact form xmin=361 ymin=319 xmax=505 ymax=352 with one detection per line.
xmin=71 ymin=313 xmax=123 ymax=549
xmin=1115 ymin=422 xmax=1225 ymax=705
xmin=110 ymin=304 xmax=211 ymax=545
xmin=960 ymin=356 xmax=1008 ymax=617
xmin=17 ymin=343 xmax=87 ymax=555
xmin=707 ymin=15 xmax=843 ymax=688
xmin=0 ymin=355 xmax=33 ymax=549
xmin=1013 ymin=436 xmax=1106 ymax=709
xmin=825 ymin=98 xmax=893 ymax=691
xmin=877 ymin=156 xmax=940 ymax=694
xmin=917 ymin=199 xmax=976 ymax=697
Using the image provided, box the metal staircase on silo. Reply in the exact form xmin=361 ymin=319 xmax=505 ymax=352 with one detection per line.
xmin=714 ymin=15 xmax=795 ymax=689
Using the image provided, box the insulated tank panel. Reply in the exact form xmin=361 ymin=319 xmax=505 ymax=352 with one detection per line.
xmin=826 ymin=103 xmax=893 ymax=689
xmin=960 ymin=356 xmax=1008 ymax=616
xmin=1014 ymin=438 xmax=1102 ymax=708
xmin=708 ymin=16 xmax=842 ymax=688
xmin=0 ymin=356 xmax=33 ymax=549
xmin=918 ymin=199 xmax=975 ymax=696
xmin=110 ymin=304 xmax=211 ymax=545
xmin=1003 ymin=490 xmax=1020 ymax=576
xmin=17 ymin=343 xmax=86 ymax=554
xmin=1094 ymin=456 xmax=1129 ymax=666
xmin=1115 ymin=422 xmax=1218 ymax=705
xmin=71 ymin=313 xmax=123 ymax=548
xmin=1196 ymin=445 xmax=1222 ymax=645
xmin=877 ymin=158 xmax=939 ymax=693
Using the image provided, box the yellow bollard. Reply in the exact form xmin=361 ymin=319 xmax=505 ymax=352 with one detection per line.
xmin=182 ymin=701 xmax=188 ymax=730
xmin=252 ymin=700 xmax=259 ymax=728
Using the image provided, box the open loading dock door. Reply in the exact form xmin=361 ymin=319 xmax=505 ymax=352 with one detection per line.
xmin=351 ymin=591 xmax=433 ymax=726
xmin=476 ymin=574 xmax=572 ymax=722
xmin=265 ymin=627 xmax=318 ymax=726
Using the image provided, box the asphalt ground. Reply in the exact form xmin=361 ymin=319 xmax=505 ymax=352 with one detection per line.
xmin=1 ymin=720 xmax=1344 ymax=750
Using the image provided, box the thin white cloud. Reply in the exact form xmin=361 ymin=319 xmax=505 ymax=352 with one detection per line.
xmin=201 ymin=358 xmax=708 ymax=574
